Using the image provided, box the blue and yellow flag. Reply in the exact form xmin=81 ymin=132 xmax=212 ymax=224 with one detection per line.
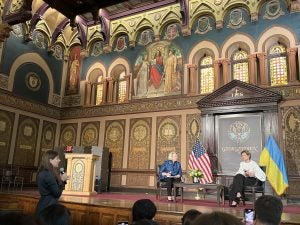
xmin=259 ymin=136 xmax=288 ymax=195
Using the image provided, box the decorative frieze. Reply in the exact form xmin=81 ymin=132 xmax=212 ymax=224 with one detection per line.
xmin=61 ymin=95 xmax=81 ymax=107
xmin=0 ymin=74 xmax=8 ymax=90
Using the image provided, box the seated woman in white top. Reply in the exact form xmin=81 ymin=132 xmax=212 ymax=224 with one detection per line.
xmin=229 ymin=150 xmax=266 ymax=207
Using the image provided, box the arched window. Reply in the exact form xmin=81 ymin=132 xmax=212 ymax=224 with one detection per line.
xmin=199 ymin=55 xmax=214 ymax=94
xmin=268 ymin=44 xmax=288 ymax=86
xmin=232 ymin=49 xmax=249 ymax=83
xmin=117 ymin=71 xmax=127 ymax=103
xmin=95 ymin=76 xmax=103 ymax=105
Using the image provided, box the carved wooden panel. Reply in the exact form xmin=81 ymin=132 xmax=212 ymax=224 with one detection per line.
xmin=110 ymin=173 xmax=122 ymax=186
xmin=0 ymin=109 xmax=14 ymax=165
xmin=13 ymin=115 xmax=39 ymax=166
xmin=126 ymin=173 xmax=149 ymax=186
xmin=104 ymin=120 xmax=125 ymax=169
xmin=39 ymin=120 xmax=57 ymax=163
xmin=101 ymin=213 xmax=115 ymax=225
xmin=282 ymin=106 xmax=300 ymax=176
xmin=59 ymin=123 xmax=78 ymax=146
xmin=128 ymin=118 xmax=151 ymax=169
xmin=156 ymin=116 xmax=181 ymax=165
xmin=80 ymin=121 xmax=100 ymax=146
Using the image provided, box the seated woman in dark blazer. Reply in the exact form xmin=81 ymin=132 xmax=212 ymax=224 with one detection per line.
xmin=159 ymin=152 xmax=182 ymax=201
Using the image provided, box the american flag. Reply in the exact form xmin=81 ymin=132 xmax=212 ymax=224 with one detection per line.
xmin=188 ymin=139 xmax=213 ymax=183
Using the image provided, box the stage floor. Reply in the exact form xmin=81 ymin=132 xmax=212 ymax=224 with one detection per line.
xmin=2 ymin=189 xmax=300 ymax=224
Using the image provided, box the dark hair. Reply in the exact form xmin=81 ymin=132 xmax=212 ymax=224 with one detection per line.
xmin=254 ymin=195 xmax=283 ymax=225
xmin=132 ymin=199 xmax=157 ymax=222
xmin=241 ymin=150 xmax=251 ymax=160
xmin=191 ymin=211 xmax=243 ymax=225
xmin=38 ymin=150 xmax=61 ymax=183
xmin=0 ymin=212 xmax=38 ymax=225
xmin=182 ymin=209 xmax=202 ymax=225
xmin=38 ymin=204 xmax=70 ymax=225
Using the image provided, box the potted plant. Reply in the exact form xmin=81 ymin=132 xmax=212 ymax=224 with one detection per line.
xmin=188 ymin=169 xmax=204 ymax=183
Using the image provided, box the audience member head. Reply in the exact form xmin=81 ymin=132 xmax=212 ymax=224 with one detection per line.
xmin=254 ymin=195 xmax=283 ymax=225
xmin=0 ymin=211 xmax=38 ymax=225
xmin=132 ymin=199 xmax=157 ymax=222
xmin=38 ymin=203 xmax=70 ymax=225
xmin=134 ymin=219 xmax=160 ymax=225
xmin=191 ymin=211 xmax=243 ymax=225
xmin=181 ymin=209 xmax=202 ymax=225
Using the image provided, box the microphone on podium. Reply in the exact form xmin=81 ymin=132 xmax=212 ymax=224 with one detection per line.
xmin=59 ymin=168 xmax=65 ymax=175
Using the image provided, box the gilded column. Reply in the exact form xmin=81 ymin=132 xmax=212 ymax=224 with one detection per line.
xmin=287 ymin=47 xmax=298 ymax=83
xmin=221 ymin=59 xmax=230 ymax=84
xmin=257 ymin=53 xmax=267 ymax=86
xmin=84 ymin=81 xmax=92 ymax=105
xmin=102 ymin=78 xmax=108 ymax=104
xmin=248 ymin=54 xmax=257 ymax=85
xmin=124 ymin=74 xmax=131 ymax=102
xmin=91 ymin=83 xmax=97 ymax=105
xmin=213 ymin=60 xmax=221 ymax=89
xmin=107 ymin=77 xmax=114 ymax=104
xmin=187 ymin=64 xmax=197 ymax=95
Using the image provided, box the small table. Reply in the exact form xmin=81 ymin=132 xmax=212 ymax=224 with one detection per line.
xmin=173 ymin=183 xmax=224 ymax=205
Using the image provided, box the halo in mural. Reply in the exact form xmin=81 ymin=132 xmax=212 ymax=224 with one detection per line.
xmin=25 ymin=72 xmax=41 ymax=91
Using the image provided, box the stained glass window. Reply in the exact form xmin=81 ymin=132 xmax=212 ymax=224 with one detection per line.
xmin=118 ymin=80 xmax=126 ymax=103
xmin=117 ymin=71 xmax=127 ymax=103
xmin=232 ymin=50 xmax=249 ymax=83
xmin=96 ymin=83 xmax=103 ymax=105
xmin=199 ymin=56 xmax=214 ymax=94
xmin=269 ymin=44 xmax=287 ymax=86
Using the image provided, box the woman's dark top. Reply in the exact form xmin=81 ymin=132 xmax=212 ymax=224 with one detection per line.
xmin=36 ymin=169 xmax=64 ymax=215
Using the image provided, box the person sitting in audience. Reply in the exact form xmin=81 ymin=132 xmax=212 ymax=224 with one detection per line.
xmin=191 ymin=211 xmax=243 ymax=225
xmin=181 ymin=209 xmax=202 ymax=225
xmin=229 ymin=150 xmax=266 ymax=207
xmin=254 ymin=195 xmax=283 ymax=225
xmin=132 ymin=199 xmax=157 ymax=224
xmin=37 ymin=203 xmax=70 ymax=225
xmin=159 ymin=151 xmax=182 ymax=201
xmin=0 ymin=212 xmax=38 ymax=225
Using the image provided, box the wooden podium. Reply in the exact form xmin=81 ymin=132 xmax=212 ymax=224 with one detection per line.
xmin=63 ymin=153 xmax=99 ymax=196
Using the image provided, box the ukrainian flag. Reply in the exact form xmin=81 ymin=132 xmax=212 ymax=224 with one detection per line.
xmin=259 ymin=136 xmax=288 ymax=195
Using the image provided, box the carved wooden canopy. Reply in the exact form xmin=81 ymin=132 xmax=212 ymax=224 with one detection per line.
xmin=197 ymin=80 xmax=282 ymax=115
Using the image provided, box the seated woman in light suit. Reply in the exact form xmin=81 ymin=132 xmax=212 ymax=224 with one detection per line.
xmin=159 ymin=152 xmax=182 ymax=201
xmin=229 ymin=150 xmax=266 ymax=207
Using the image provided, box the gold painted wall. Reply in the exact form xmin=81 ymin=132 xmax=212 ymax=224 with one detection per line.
xmin=0 ymin=109 xmax=14 ymax=165
xmin=13 ymin=115 xmax=39 ymax=166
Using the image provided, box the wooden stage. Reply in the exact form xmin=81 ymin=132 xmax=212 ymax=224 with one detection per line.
xmin=0 ymin=190 xmax=300 ymax=225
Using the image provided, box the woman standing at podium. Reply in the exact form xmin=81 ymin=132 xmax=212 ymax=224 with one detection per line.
xmin=36 ymin=150 xmax=68 ymax=215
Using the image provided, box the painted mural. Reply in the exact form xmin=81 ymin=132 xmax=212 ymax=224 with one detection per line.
xmin=133 ymin=41 xmax=183 ymax=99
xmin=65 ymin=45 xmax=82 ymax=95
